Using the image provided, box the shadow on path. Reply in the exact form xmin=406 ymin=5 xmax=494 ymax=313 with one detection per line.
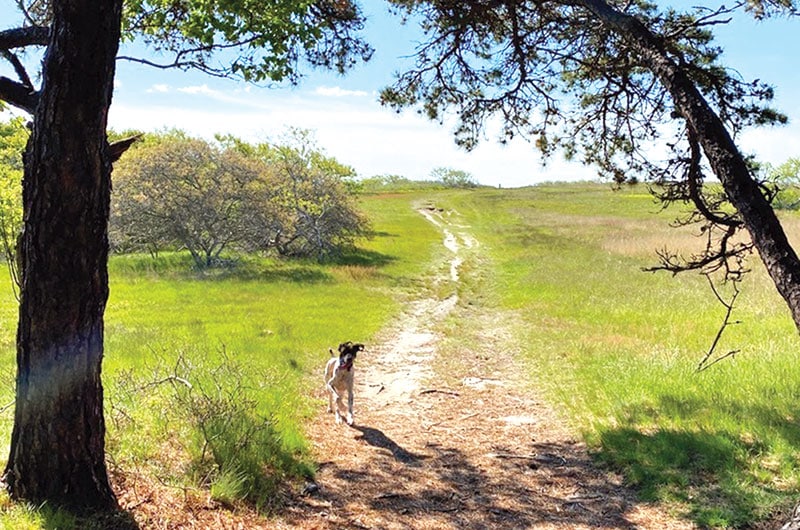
xmin=350 ymin=424 xmax=426 ymax=465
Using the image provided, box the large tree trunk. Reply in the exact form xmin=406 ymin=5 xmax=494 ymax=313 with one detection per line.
xmin=4 ymin=0 xmax=123 ymax=510
xmin=576 ymin=0 xmax=800 ymax=331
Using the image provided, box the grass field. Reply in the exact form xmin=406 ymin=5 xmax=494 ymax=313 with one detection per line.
xmin=434 ymin=184 xmax=800 ymax=527
xmin=0 ymin=190 xmax=443 ymax=528
xmin=0 ymin=183 xmax=799 ymax=527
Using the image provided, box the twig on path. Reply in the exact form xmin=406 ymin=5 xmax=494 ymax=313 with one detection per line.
xmin=347 ymin=518 xmax=372 ymax=530
xmin=489 ymin=452 xmax=568 ymax=465
xmin=419 ymin=388 xmax=460 ymax=397
xmin=431 ymin=506 xmax=460 ymax=513
xmin=375 ymin=492 xmax=402 ymax=500
xmin=563 ymin=500 xmax=594 ymax=513
xmin=488 ymin=452 xmax=539 ymax=460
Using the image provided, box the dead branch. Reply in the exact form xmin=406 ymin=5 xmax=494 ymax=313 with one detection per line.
xmin=696 ymin=274 xmax=742 ymax=372
xmin=139 ymin=374 xmax=193 ymax=390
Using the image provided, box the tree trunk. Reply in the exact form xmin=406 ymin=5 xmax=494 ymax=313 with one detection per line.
xmin=576 ymin=0 xmax=800 ymax=331
xmin=4 ymin=0 xmax=122 ymax=511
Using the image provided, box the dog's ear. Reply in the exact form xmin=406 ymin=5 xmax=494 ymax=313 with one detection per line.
xmin=338 ymin=341 xmax=352 ymax=354
xmin=354 ymin=343 xmax=365 ymax=352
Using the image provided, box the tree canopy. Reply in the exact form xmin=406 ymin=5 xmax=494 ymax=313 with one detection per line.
xmin=0 ymin=0 xmax=372 ymax=114
xmin=0 ymin=116 xmax=26 ymax=295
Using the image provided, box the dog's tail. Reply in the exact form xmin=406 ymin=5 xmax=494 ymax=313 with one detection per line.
xmin=329 ymin=348 xmax=335 ymax=357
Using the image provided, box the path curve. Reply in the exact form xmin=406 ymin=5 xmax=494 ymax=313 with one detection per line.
xmin=283 ymin=205 xmax=696 ymax=530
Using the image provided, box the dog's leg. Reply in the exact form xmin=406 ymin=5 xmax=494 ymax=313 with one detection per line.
xmin=346 ymin=386 xmax=354 ymax=426
xmin=325 ymin=366 xmax=335 ymax=414
xmin=334 ymin=390 xmax=344 ymax=424
xmin=326 ymin=379 xmax=342 ymax=422
xmin=325 ymin=371 xmax=332 ymax=414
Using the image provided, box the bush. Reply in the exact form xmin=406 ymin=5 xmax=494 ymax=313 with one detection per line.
xmin=110 ymin=129 xmax=370 ymax=266
xmin=108 ymin=347 xmax=313 ymax=510
xmin=430 ymin=166 xmax=478 ymax=188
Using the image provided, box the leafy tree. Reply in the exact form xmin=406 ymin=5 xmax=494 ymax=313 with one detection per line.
xmin=0 ymin=0 xmax=370 ymax=511
xmin=763 ymin=158 xmax=800 ymax=210
xmin=113 ymin=130 xmax=369 ymax=265
xmin=111 ymin=134 xmax=268 ymax=268
xmin=222 ymin=129 xmax=370 ymax=259
xmin=382 ymin=0 xmax=800 ymax=330
xmin=431 ymin=167 xmax=477 ymax=188
xmin=0 ymin=116 xmax=27 ymax=296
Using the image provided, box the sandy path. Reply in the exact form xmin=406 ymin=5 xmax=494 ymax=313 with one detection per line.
xmin=279 ymin=206 xmax=696 ymax=530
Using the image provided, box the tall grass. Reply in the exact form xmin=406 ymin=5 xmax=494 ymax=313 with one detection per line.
xmin=438 ymin=183 xmax=800 ymax=527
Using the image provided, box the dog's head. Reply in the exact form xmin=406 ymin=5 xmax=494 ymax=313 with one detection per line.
xmin=334 ymin=341 xmax=364 ymax=371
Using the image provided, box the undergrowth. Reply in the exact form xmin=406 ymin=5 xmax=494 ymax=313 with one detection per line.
xmin=108 ymin=347 xmax=313 ymax=510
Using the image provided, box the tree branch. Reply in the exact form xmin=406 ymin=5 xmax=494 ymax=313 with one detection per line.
xmin=1 ymin=50 xmax=34 ymax=90
xmin=108 ymin=134 xmax=142 ymax=163
xmin=0 ymin=76 xmax=38 ymax=113
xmin=0 ymin=26 xmax=49 ymax=49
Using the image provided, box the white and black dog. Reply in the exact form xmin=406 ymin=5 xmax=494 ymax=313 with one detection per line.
xmin=325 ymin=341 xmax=365 ymax=425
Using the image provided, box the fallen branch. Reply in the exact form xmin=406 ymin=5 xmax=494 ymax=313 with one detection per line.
xmin=420 ymin=388 xmax=460 ymax=397
xmin=141 ymin=375 xmax=193 ymax=390
xmin=425 ymin=411 xmax=479 ymax=430
xmin=375 ymin=492 xmax=402 ymax=500
xmin=488 ymin=453 xmax=539 ymax=460
xmin=489 ymin=452 xmax=568 ymax=465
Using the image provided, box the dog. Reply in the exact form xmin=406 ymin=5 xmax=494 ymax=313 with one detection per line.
xmin=325 ymin=341 xmax=365 ymax=425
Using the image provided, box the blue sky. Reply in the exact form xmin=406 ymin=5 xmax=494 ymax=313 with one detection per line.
xmin=2 ymin=2 xmax=800 ymax=187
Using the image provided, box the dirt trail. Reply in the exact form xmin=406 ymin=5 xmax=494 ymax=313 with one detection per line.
xmin=280 ymin=207 xmax=696 ymax=530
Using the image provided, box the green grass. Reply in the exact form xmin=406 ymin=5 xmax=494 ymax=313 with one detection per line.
xmin=434 ymin=183 xmax=800 ymax=527
xmin=0 ymin=190 xmax=442 ymax=528
xmin=1 ymin=183 xmax=800 ymax=527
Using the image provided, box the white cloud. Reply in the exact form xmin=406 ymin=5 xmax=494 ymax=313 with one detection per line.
xmin=177 ymin=84 xmax=217 ymax=96
xmin=314 ymin=86 xmax=370 ymax=98
xmin=146 ymin=84 xmax=170 ymax=93
xmin=739 ymin=123 xmax=800 ymax=165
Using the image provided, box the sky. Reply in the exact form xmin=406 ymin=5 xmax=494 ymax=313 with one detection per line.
xmin=3 ymin=2 xmax=800 ymax=187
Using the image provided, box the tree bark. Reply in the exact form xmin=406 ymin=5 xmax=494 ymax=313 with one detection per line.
xmin=4 ymin=0 xmax=123 ymax=511
xmin=574 ymin=0 xmax=800 ymax=331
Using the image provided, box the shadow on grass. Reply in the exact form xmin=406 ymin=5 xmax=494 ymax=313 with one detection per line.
xmin=110 ymin=248 xmax=400 ymax=284
xmin=595 ymin=394 xmax=800 ymax=528
xmin=239 ymin=266 xmax=334 ymax=284
xmin=40 ymin=507 xmax=140 ymax=530
xmin=322 ymin=247 xmax=398 ymax=268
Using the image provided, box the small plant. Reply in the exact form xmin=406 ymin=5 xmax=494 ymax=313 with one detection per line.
xmin=107 ymin=346 xmax=314 ymax=511
xmin=210 ymin=465 xmax=250 ymax=508
xmin=174 ymin=349 xmax=311 ymax=506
